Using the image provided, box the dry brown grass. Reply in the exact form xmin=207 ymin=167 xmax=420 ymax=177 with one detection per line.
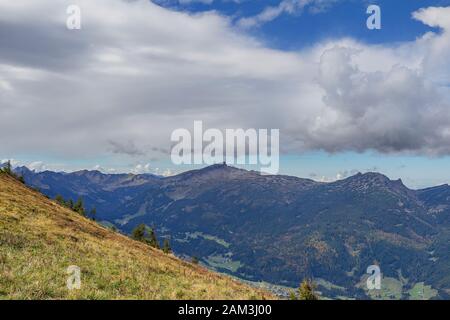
xmin=0 ymin=174 xmax=275 ymax=300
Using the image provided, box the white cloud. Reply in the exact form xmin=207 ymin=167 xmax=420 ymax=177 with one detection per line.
xmin=0 ymin=79 xmax=12 ymax=91
xmin=161 ymin=168 xmax=175 ymax=176
xmin=237 ymin=0 xmax=339 ymax=28
xmin=1 ymin=159 xmax=20 ymax=167
xmin=28 ymin=161 xmax=47 ymax=172
xmin=0 ymin=0 xmax=450 ymax=165
xmin=178 ymin=0 xmax=214 ymax=4
xmin=1 ymin=159 xmax=48 ymax=172
xmin=131 ymin=163 xmax=153 ymax=174
xmin=154 ymin=0 xmax=214 ymax=6
xmin=412 ymin=7 xmax=450 ymax=85
xmin=413 ymin=6 xmax=450 ymax=29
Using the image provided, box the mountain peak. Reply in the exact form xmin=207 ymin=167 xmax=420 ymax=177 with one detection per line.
xmin=175 ymin=163 xmax=250 ymax=177
xmin=201 ymin=162 xmax=230 ymax=171
xmin=337 ymin=171 xmax=413 ymax=196
xmin=348 ymin=171 xmax=396 ymax=183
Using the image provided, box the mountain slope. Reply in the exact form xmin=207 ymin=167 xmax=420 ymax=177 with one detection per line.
xmin=418 ymin=184 xmax=450 ymax=225
xmin=0 ymin=173 xmax=273 ymax=299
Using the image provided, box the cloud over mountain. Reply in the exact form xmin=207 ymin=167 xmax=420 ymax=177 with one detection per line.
xmin=1 ymin=0 xmax=450 ymax=163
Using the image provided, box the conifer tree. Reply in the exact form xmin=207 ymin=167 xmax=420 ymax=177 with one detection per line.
xmin=131 ymin=224 xmax=146 ymax=242
xmin=4 ymin=160 xmax=12 ymax=174
xmin=146 ymin=227 xmax=160 ymax=249
xmin=298 ymin=279 xmax=319 ymax=300
xmin=289 ymin=290 xmax=298 ymax=300
xmin=162 ymin=239 xmax=171 ymax=254
xmin=1 ymin=160 xmax=12 ymax=175
xmin=73 ymin=197 xmax=85 ymax=216
xmin=55 ymin=195 xmax=65 ymax=206
xmin=90 ymin=207 xmax=97 ymax=221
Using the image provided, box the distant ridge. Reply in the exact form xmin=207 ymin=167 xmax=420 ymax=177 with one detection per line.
xmin=12 ymin=164 xmax=430 ymax=189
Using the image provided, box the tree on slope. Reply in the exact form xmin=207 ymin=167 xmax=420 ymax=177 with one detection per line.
xmin=298 ymin=279 xmax=319 ymax=300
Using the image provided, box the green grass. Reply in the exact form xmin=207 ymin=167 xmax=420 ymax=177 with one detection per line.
xmin=0 ymin=174 xmax=274 ymax=300
xmin=205 ymin=254 xmax=242 ymax=273
xmin=316 ymin=278 xmax=346 ymax=292
xmin=184 ymin=232 xmax=231 ymax=248
xmin=370 ymin=277 xmax=403 ymax=300
xmin=357 ymin=276 xmax=403 ymax=300
xmin=407 ymin=282 xmax=438 ymax=300
xmin=357 ymin=273 xmax=438 ymax=300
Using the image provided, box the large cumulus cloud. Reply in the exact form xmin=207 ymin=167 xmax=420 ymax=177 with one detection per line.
xmin=1 ymin=0 xmax=450 ymax=165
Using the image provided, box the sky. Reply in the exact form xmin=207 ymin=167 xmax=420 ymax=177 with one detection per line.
xmin=1 ymin=0 xmax=450 ymax=188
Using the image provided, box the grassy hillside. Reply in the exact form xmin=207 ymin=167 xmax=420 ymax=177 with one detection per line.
xmin=0 ymin=174 xmax=274 ymax=299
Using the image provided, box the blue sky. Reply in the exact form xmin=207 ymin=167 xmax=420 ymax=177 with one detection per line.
xmin=1 ymin=0 xmax=450 ymax=189
xmin=154 ymin=0 xmax=449 ymax=48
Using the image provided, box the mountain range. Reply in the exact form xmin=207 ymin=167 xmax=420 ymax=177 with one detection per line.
xmin=13 ymin=164 xmax=450 ymax=299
